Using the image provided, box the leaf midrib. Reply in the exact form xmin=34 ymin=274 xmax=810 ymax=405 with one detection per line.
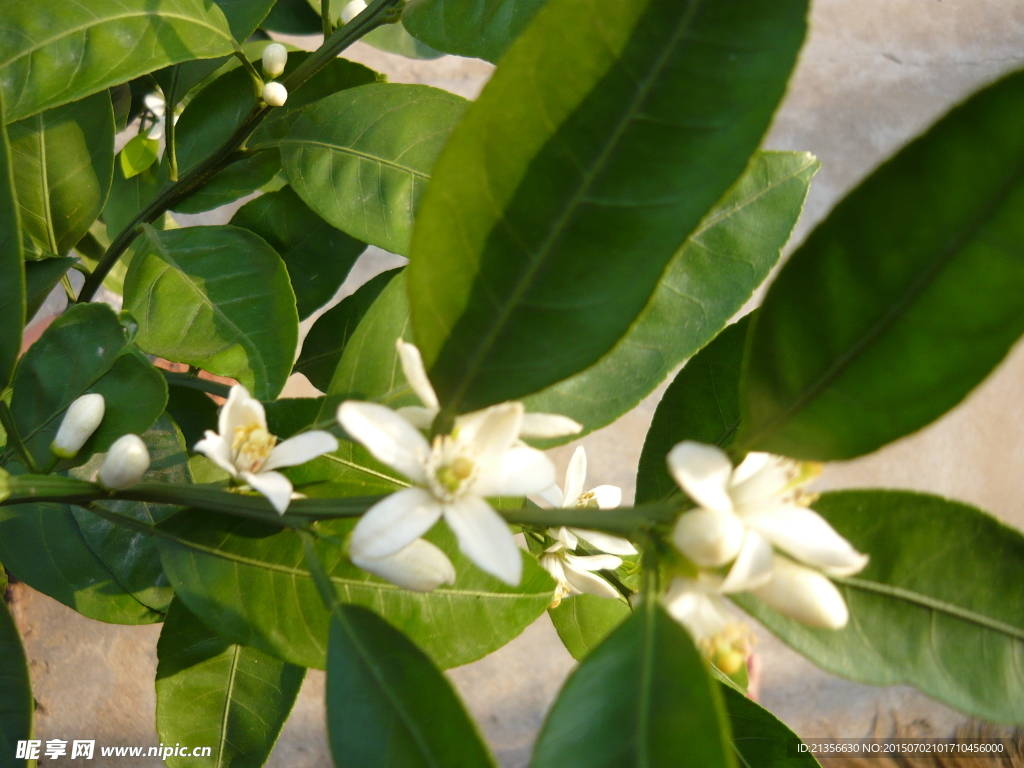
xmin=216 ymin=644 xmax=241 ymax=768
xmin=277 ymin=138 xmax=431 ymax=179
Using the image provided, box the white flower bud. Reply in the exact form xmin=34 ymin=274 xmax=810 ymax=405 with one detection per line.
xmin=341 ymin=0 xmax=367 ymax=24
xmin=672 ymin=508 xmax=745 ymax=568
xmin=51 ymin=394 xmax=106 ymax=458
xmin=750 ymin=556 xmax=849 ymax=629
xmin=351 ymin=538 xmax=455 ymax=592
xmin=99 ymin=434 xmax=150 ymax=490
xmin=262 ymin=81 xmax=288 ymax=107
xmin=262 ymin=43 xmax=288 ymax=79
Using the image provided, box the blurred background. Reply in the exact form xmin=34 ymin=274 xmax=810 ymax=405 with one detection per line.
xmin=9 ymin=0 xmax=1024 ymax=765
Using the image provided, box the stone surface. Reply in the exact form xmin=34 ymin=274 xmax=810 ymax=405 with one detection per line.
xmin=9 ymin=1 xmax=1024 ymax=766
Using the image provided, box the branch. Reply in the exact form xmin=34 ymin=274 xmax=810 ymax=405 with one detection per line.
xmin=162 ymin=370 xmax=232 ymax=398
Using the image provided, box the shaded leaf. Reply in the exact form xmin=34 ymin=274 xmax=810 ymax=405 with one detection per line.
xmin=362 ymin=23 xmax=445 ymax=60
xmin=262 ymin=0 xmax=324 ymax=35
xmin=23 ymin=257 xmax=74 ymax=320
xmin=722 ymin=685 xmax=821 ymax=768
xmin=165 ymin=387 xmax=219 ymax=450
xmin=0 ymin=599 xmax=32 ymax=768
xmin=0 ymin=88 xmax=23 ymax=392
xmin=549 ymin=593 xmax=630 ymax=662
xmin=404 ymin=0 xmax=547 ymax=62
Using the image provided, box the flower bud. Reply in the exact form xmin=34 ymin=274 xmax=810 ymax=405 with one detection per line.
xmin=262 ymin=43 xmax=288 ymax=79
xmin=750 ymin=556 xmax=849 ymax=629
xmin=51 ymin=394 xmax=105 ymax=458
xmin=672 ymin=508 xmax=744 ymax=568
xmin=99 ymin=434 xmax=150 ymax=490
xmin=341 ymin=0 xmax=367 ymax=24
xmin=262 ymin=81 xmax=288 ymax=107
xmin=351 ymin=538 xmax=455 ymax=592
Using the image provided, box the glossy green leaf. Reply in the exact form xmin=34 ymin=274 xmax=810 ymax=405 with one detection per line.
xmin=125 ymin=224 xmax=299 ymax=400
xmin=281 ymin=83 xmax=468 ymax=255
xmin=549 ymin=593 xmax=630 ymax=661
xmin=262 ymin=0 xmax=323 ymax=35
xmin=0 ymin=599 xmax=32 ymax=768
xmin=0 ymin=498 xmax=161 ymax=625
xmin=737 ymin=491 xmax=1024 ymax=724
xmin=403 ymin=0 xmax=547 ymax=62
xmin=165 ymin=387 xmax=218 ymax=449
xmin=739 ymin=69 xmax=1024 ymax=461
xmin=10 ymin=303 xmax=167 ymax=467
xmin=157 ymin=511 xmax=554 ymax=670
xmin=296 ymin=268 xmax=399 ymax=391
xmin=523 ymin=152 xmax=816 ymax=443
xmin=120 ymin=133 xmax=160 ymax=179
xmin=0 ymin=88 xmax=23 ymax=392
xmin=636 ymin=316 xmax=749 ymax=504
xmin=9 ymin=90 xmax=114 ymax=259
xmin=0 ymin=0 xmax=235 ymax=123
xmin=327 ymin=604 xmax=495 ymax=768
xmin=530 ymin=599 xmax=735 ymax=768
xmin=232 ymin=186 xmax=366 ymax=320
xmin=23 ymin=257 xmax=74 ymax=320
xmin=71 ymin=415 xmax=191 ymax=613
xmin=722 ymin=685 xmax=820 ymax=768
xmin=408 ymin=0 xmax=807 ymax=418
xmin=156 ymin=599 xmax=305 ymax=768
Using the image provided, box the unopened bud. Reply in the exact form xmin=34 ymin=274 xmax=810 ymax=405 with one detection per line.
xmin=262 ymin=81 xmax=288 ymax=107
xmin=341 ymin=0 xmax=367 ymax=24
xmin=262 ymin=43 xmax=288 ymax=79
xmin=351 ymin=538 xmax=456 ymax=592
xmin=750 ymin=556 xmax=849 ymax=629
xmin=672 ymin=508 xmax=745 ymax=568
xmin=51 ymin=394 xmax=105 ymax=458
xmin=99 ymin=434 xmax=150 ymax=490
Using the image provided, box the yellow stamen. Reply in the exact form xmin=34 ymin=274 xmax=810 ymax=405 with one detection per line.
xmin=232 ymin=424 xmax=277 ymax=473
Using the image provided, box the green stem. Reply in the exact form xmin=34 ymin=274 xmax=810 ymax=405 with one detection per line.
xmin=162 ymin=370 xmax=232 ymax=398
xmin=0 ymin=403 xmax=39 ymax=473
xmin=76 ymin=0 xmax=402 ymax=304
xmin=166 ymin=67 xmax=181 ymax=182
xmin=234 ymin=49 xmax=265 ymax=98
xmin=322 ymin=0 xmax=332 ymax=37
xmin=301 ymin=530 xmax=340 ymax=612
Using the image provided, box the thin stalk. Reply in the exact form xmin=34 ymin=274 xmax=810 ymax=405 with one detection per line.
xmin=162 ymin=370 xmax=232 ymax=398
xmin=0 ymin=402 xmax=39 ymax=473
xmin=322 ymin=0 xmax=332 ymax=37
xmin=234 ymin=49 xmax=265 ymax=98
xmin=166 ymin=67 xmax=181 ymax=181
xmin=77 ymin=0 xmax=403 ymax=304
xmin=301 ymin=530 xmax=341 ymax=613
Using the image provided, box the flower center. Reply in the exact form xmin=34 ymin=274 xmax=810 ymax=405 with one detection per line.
xmin=575 ymin=491 xmax=599 ymax=509
xmin=699 ymin=623 xmax=755 ymax=676
xmin=426 ymin=436 xmax=478 ymax=502
xmin=232 ymin=424 xmax=277 ymax=473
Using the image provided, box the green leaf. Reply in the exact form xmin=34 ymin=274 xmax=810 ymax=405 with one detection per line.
xmin=328 ymin=604 xmax=495 ymax=768
xmin=165 ymin=387 xmax=218 ymax=449
xmin=403 ymin=0 xmax=547 ymax=62
xmin=284 ymin=439 xmax=410 ymax=496
xmin=120 ymin=133 xmax=160 ymax=179
xmin=0 ymin=599 xmax=32 ymax=768
xmin=296 ymin=268 xmax=399 ymax=391
xmin=280 ymin=83 xmax=468 ymax=255
xmin=739 ymin=69 xmax=1024 ymax=461
xmin=232 ymin=186 xmax=366 ymax=320
xmin=523 ymin=152 xmax=816 ymax=443
xmin=110 ymin=83 xmax=132 ymax=132
xmin=408 ymin=0 xmax=808 ymax=418
xmin=104 ymin=160 xmax=167 ymax=237
xmin=262 ymin=0 xmax=323 ymax=35
xmin=361 ymin=23 xmax=444 ymax=60
xmin=10 ymin=303 xmax=167 ymax=467
xmin=9 ymin=90 xmax=114 ymax=259
xmin=263 ymin=396 xmax=324 ymax=439
xmin=156 ymin=599 xmax=305 ymax=768
xmin=0 ymin=88 xmax=23 ymax=392
xmin=530 ymin=599 xmax=735 ymax=768
xmin=157 ymin=511 xmax=554 ymax=670
xmin=636 ymin=316 xmax=749 ymax=504
xmin=23 ymin=257 xmax=74 ymax=319
xmin=548 ymin=593 xmax=630 ymax=661
xmin=0 ymin=498 xmax=162 ymax=625
xmin=0 ymin=0 xmax=235 ymax=122
xmin=125 ymin=224 xmax=299 ymax=400
xmin=734 ymin=490 xmax=1024 ymax=724
xmin=71 ymin=415 xmax=191 ymax=613
xmin=722 ymin=685 xmax=820 ymax=768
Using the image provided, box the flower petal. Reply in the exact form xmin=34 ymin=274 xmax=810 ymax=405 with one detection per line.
xmin=562 ymin=561 xmax=621 ymax=600
xmin=443 ymin=496 xmax=522 ymax=586
xmin=349 ymin=487 xmax=443 ymax=559
xmin=742 ymin=503 xmax=869 ymax=577
xmin=550 ymin=526 xmax=578 ymax=550
xmin=671 ymin=508 xmax=745 ymax=567
xmin=539 ymin=552 xmax=566 ymax=584
xmin=564 ymin=553 xmax=622 ymax=572
xmin=538 ymin=483 xmax=565 ymax=507
xmin=562 ymin=446 xmax=587 ymax=507
xmin=264 ymin=430 xmax=339 ymax=471
xmin=454 ymin=402 xmax=522 ymax=461
xmin=667 ymin=441 xmax=734 ymax=514
xmin=219 ymin=384 xmax=267 ymax=441
xmin=663 ymin=577 xmax=733 ymax=641
xmin=396 ymin=339 xmax=440 ymax=411
xmin=729 ymin=454 xmax=794 ymax=509
xmin=518 ymin=412 xmax=583 ymax=439
xmin=750 ymin=556 xmax=849 ymax=629
xmin=472 ymin=445 xmax=555 ymax=497
xmin=570 ymin=528 xmax=637 ymax=556
xmin=351 ymin=538 xmax=455 ymax=592
xmin=395 ymin=405 xmax=435 ymax=430
xmin=241 ymin=470 xmax=293 ymax=514
xmin=719 ymin=530 xmax=773 ymax=592
xmin=193 ymin=431 xmax=239 ymax=478
xmin=338 ymin=401 xmax=429 ymax=484
xmin=589 ymin=484 xmax=621 ymax=509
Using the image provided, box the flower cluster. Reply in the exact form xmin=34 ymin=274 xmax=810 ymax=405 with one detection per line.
xmin=261 ymin=43 xmax=289 ymax=107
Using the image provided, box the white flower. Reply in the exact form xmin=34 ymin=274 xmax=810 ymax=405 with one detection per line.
xmin=338 ymin=399 xmax=556 ymax=586
xmin=194 ymin=385 xmax=338 ymax=514
xmin=341 ymin=0 xmax=367 ymax=24
xmin=51 ymin=394 xmax=105 ymax=458
xmin=262 ymin=43 xmax=288 ymax=78
xmin=99 ymin=434 xmax=150 ymax=489
xmin=350 ymin=538 xmax=456 ymax=592
xmin=142 ymin=93 xmax=180 ymax=140
xmin=539 ymin=528 xmax=623 ymax=606
xmin=262 ymin=82 xmax=288 ymax=107
xmin=663 ymin=576 xmax=754 ymax=675
xmin=393 ymin=339 xmax=583 ymax=440
xmin=748 ymin=554 xmax=849 ymax=629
